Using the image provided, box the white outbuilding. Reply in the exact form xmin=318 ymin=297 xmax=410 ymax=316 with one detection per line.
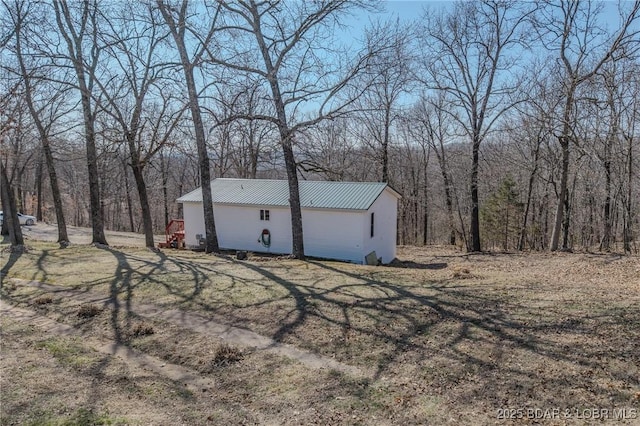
xmin=176 ymin=178 xmax=401 ymax=264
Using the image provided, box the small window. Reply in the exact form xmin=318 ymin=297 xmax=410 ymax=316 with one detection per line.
xmin=370 ymin=212 xmax=375 ymax=238
xmin=260 ymin=209 xmax=270 ymax=221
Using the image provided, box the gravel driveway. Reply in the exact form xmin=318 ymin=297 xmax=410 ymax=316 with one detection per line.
xmin=17 ymin=223 xmax=161 ymax=247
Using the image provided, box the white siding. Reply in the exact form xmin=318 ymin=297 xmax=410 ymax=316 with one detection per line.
xmin=363 ymin=189 xmax=398 ymax=263
xmin=182 ymin=202 xmax=292 ymax=253
xmin=214 ymin=205 xmax=292 ymax=254
xmin=183 ymin=202 xmax=205 ymax=247
xmin=302 ymin=209 xmax=365 ymax=263
xmin=180 ymin=186 xmax=398 ymax=264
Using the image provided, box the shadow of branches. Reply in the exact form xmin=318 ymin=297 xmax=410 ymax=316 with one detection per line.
xmin=229 ymin=259 xmax=639 ymax=409
xmin=4 ymin=244 xmax=638 ymax=413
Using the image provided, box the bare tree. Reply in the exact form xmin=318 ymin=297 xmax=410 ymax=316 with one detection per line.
xmin=210 ymin=0 xmax=381 ymax=259
xmin=7 ymin=0 xmax=69 ymax=245
xmin=394 ymin=118 xmax=431 ymax=245
xmin=539 ymin=0 xmax=640 ymax=251
xmin=355 ymin=19 xmax=414 ymax=184
xmin=419 ymin=0 xmax=535 ymax=252
xmin=410 ymin=94 xmax=463 ymax=247
xmin=0 ymin=83 xmax=24 ymax=246
xmin=594 ymin=66 xmax=621 ymax=252
xmin=0 ymin=158 xmax=24 ymax=246
xmin=96 ymin=2 xmax=181 ymax=248
xmin=619 ymin=63 xmax=639 ymax=253
xmin=298 ymin=118 xmax=362 ymax=182
xmin=157 ymin=0 xmax=220 ymax=253
xmin=205 ymin=79 xmax=276 ymax=179
xmin=52 ymin=0 xmax=107 ymax=245
xmin=510 ymin=70 xmax=558 ymax=251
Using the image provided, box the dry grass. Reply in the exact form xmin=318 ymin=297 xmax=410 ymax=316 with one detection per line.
xmin=77 ymin=304 xmax=102 ymax=318
xmin=131 ymin=321 xmax=155 ymax=337
xmin=1 ymin=241 xmax=639 ymax=425
xmin=33 ymin=295 xmax=53 ymax=305
xmin=213 ymin=344 xmax=244 ymax=366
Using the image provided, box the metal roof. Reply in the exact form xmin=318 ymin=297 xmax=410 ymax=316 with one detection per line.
xmin=176 ymin=178 xmax=400 ymax=211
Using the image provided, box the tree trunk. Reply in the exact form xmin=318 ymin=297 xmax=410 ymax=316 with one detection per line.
xmin=258 ymin=61 xmax=304 ymax=258
xmin=81 ymin=76 xmax=107 ymax=245
xmin=15 ymin=26 xmax=69 ymax=245
xmin=0 ymin=162 xmax=24 ymax=246
xmin=624 ymin=134 xmax=633 ymax=253
xmin=503 ymin=203 xmax=509 ymax=251
xmin=126 ymin=132 xmax=155 ymax=248
xmin=43 ymin=138 xmax=69 ymax=244
xmin=518 ymin=138 xmax=541 ymax=251
xmin=562 ymin=168 xmax=578 ymax=250
xmin=470 ymin=138 xmax=481 ymax=252
xmin=123 ymin=160 xmax=135 ymax=233
xmin=454 ymin=181 xmax=469 ymax=251
xmin=586 ymin=183 xmax=596 ymax=248
xmin=562 ymin=192 xmax=571 ymax=249
xmin=249 ymin=126 xmax=258 ymax=179
xmin=160 ymin=150 xmax=170 ymax=228
xmin=600 ymin=81 xmax=618 ymax=252
xmin=600 ymin=151 xmax=612 ymax=251
xmin=382 ymin=106 xmax=390 ymax=183
xmin=131 ymin=163 xmax=155 ymax=248
xmin=422 ymin=156 xmax=429 ymax=245
xmin=168 ymin=23 xmax=219 ymax=253
xmin=434 ymin=143 xmax=456 ymax=245
xmin=35 ymin=151 xmax=43 ymax=222
xmin=54 ymin=0 xmax=108 ymax=245
xmin=414 ymin=192 xmax=419 ymax=244
xmin=550 ymin=136 xmax=570 ymax=251
xmin=540 ymin=191 xmax=549 ymax=250
xmin=445 ymin=182 xmax=456 ymax=245
xmin=282 ymin=132 xmax=305 ymax=259
xmin=12 ymin=0 xmax=75 ymax=245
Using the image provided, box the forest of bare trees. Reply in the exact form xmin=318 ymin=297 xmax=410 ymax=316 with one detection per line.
xmin=1 ymin=0 xmax=639 ymax=254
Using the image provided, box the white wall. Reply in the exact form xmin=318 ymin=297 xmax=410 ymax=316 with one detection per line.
xmin=182 ymin=202 xmax=292 ymax=253
xmin=183 ymin=202 xmax=205 ymax=247
xmin=215 ymin=205 xmax=292 ymax=254
xmin=181 ymin=190 xmax=398 ymax=264
xmin=362 ymin=189 xmax=398 ymax=263
xmin=302 ymin=209 xmax=365 ymax=263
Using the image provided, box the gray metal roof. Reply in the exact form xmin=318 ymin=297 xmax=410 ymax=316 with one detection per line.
xmin=176 ymin=178 xmax=400 ymax=211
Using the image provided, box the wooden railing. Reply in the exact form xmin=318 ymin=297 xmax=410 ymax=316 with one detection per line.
xmin=158 ymin=219 xmax=185 ymax=249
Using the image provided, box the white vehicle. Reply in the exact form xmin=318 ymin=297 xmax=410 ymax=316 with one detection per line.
xmin=0 ymin=211 xmax=37 ymax=226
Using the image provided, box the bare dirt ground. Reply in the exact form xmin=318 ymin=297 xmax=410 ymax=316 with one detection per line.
xmin=1 ymin=226 xmax=639 ymax=425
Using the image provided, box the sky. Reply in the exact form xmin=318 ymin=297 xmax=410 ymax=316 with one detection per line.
xmin=341 ymin=1 xmax=450 ymax=37
xmin=381 ymin=0 xmax=451 ymax=18
xmin=339 ymin=0 xmax=637 ymax=36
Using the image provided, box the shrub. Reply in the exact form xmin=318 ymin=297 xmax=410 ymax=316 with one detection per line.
xmin=77 ymin=304 xmax=102 ymax=318
xmin=213 ymin=344 xmax=243 ymax=366
xmin=33 ymin=296 xmax=53 ymax=305
xmin=132 ymin=322 xmax=155 ymax=337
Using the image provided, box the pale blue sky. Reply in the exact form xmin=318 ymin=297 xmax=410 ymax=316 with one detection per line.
xmin=343 ymin=0 xmax=451 ymax=35
xmin=344 ymin=0 xmax=634 ymax=34
xmin=371 ymin=0 xmax=634 ymax=32
xmin=381 ymin=0 xmax=451 ymax=18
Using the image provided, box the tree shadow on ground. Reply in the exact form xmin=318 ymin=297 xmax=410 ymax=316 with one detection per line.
xmin=95 ymin=247 xmax=246 ymax=342
xmin=4 ymin=245 xmax=637 ymax=414
xmin=96 ymin=247 xmax=203 ymax=343
xmin=0 ymin=249 xmax=23 ymax=288
xmin=231 ymin=258 xmax=639 ymax=408
xmin=385 ymin=260 xmax=448 ymax=269
xmin=2 ymin=245 xmax=202 ymax=422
